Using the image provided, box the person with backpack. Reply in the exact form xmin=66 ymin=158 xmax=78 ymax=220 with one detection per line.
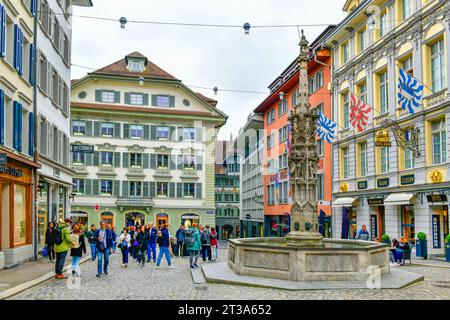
xmin=44 ymin=222 xmax=56 ymax=263
xmin=70 ymin=224 xmax=86 ymax=276
xmin=54 ymin=218 xmax=73 ymax=279
xmin=185 ymin=223 xmax=201 ymax=268
xmin=118 ymin=228 xmax=131 ymax=267
xmin=147 ymin=222 xmax=158 ymax=263
xmin=86 ymin=224 xmax=97 ymax=261
xmin=94 ymin=221 xmax=114 ymax=277
xmin=156 ymin=224 xmax=174 ymax=269
xmin=210 ymin=227 xmax=218 ymax=261
xmin=201 ymin=225 xmax=212 ymax=262
xmin=136 ymin=226 xmax=149 ymax=267
xmin=175 ymin=225 xmax=185 ymax=257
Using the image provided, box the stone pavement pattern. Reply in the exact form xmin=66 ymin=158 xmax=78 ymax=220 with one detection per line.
xmin=9 ymin=248 xmax=450 ymax=300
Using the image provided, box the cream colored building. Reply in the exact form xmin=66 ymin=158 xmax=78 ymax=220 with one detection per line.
xmin=328 ymin=0 xmax=450 ymax=256
xmin=70 ymin=52 xmax=227 ymax=235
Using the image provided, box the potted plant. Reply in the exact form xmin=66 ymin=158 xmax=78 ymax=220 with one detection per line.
xmin=445 ymin=234 xmax=450 ymax=262
xmin=381 ymin=234 xmax=390 ymax=244
xmin=416 ymin=232 xmax=428 ymax=259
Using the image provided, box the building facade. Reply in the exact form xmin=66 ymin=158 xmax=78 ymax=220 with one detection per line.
xmin=328 ymin=0 xmax=450 ymax=256
xmin=0 ymin=0 xmax=40 ymax=269
xmin=254 ymin=27 xmax=335 ymax=237
xmin=70 ymin=52 xmax=227 ymax=236
xmin=35 ymin=0 xmax=93 ymax=251
xmin=237 ymin=113 xmax=265 ymax=238
xmin=215 ymin=151 xmax=240 ymax=239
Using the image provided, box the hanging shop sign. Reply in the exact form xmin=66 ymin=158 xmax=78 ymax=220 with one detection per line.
xmin=375 ymin=129 xmax=391 ymax=147
xmin=0 ymin=153 xmax=7 ymax=165
xmin=426 ymin=194 xmax=447 ymax=203
xmin=400 ymin=174 xmax=415 ymax=185
xmin=432 ymin=215 xmax=441 ymax=249
xmin=357 ymin=181 xmax=368 ymax=190
xmin=377 ymin=178 xmax=390 ymax=188
xmin=367 ymin=198 xmax=384 ymax=205
xmin=71 ymin=144 xmax=94 ymax=153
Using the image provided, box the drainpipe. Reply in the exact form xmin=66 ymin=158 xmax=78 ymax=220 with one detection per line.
xmin=32 ymin=10 xmax=39 ymax=261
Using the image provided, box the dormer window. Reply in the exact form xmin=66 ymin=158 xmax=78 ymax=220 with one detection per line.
xmin=128 ymin=58 xmax=144 ymax=72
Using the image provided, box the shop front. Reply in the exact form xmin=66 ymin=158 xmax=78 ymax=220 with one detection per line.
xmin=37 ymin=180 xmax=50 ymax=248
xmin=0 ymin=154 xmax=37 ymax=268
xmin=240 ymin=220 xmax=264 ymax=238
xmin=264 ymin=214 xmax=291 ymax=237
xmin=181 ymin=213 xmax=200 ymax=228
xmin=100 ymin=211 xmax=115 ymax=228
xmin=125 ymin=211 xmax=146 ymax=228
xmin=216 ymin=217 xmax=240 ymax=239
xmin=427 ymin=194 xmax=449 ymax=255
xmin=70 ymin=211 xmax=89 ymax=226
xmin=332 ymin=197 xmax=359 ymax=239
xmin=156 ymin=213 xmax=168 ymax=229
xmin=367 ymin=197 xmax=386 ymax=241
xmin=384 ymin=193 xmax=416 ymax=244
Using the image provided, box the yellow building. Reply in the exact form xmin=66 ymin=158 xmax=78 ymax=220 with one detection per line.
xmin=0 ymin=0 xmax=39 ymax=268
xmin=328 ymin=0 xmax=450 ymax=257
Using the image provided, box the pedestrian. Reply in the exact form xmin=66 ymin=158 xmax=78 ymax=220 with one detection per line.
xmin=86 ymin=224 xmax=97 ymax=261
xmin=54 ymin=218 xmax=73 ymax=279
xmin=156 ymin=224 xmax=174 ymax=269
xmin=210 ymin=227 xmax=218 ymax=261
xmin=201 ymin=225 xmax=212 ymax=262
xmin=136 ymin=226 xmax=149 ymax=267
xmin=45 ymin=222 xmax=56 ymax=263
xmin=70 ymin=224 xmax=86 ymax=277
xmin=112 ymin=226 xmax=118 ymax=254
xmin=355 ymin=225 xmax=370 ymax=241
xmin=94 ymin=221 xmax=114 ymax=277
xmin=392 ymin=239 xmax=404 ymax=265
xmin=185 ymin=223 xmax=201 ymax=269
xmin=147 ymin=222 xmax=158 ymax=263
xmin=131 ymin=226 xmax=139 ymax=260
xmin=175 ymin=225 xmax=185 ymax=257
xmin=118 ymin=227 xmax=131 ymax=267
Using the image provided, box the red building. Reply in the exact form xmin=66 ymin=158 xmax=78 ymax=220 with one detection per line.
xmin=254 ymin=27 xmax=335 ymax=237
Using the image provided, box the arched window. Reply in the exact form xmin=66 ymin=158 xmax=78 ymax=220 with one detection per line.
xmin=156 ymin=213 xmax=168 ymax=229
xmin=181 ymin=213 xmax=199 ymax=228
xmin=100 ymin=211 xmax=114 ymax=228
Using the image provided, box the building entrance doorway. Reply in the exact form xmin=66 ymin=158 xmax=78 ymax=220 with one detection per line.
xmin=156 ymin=213 xmax=168 ymax=229
xmin=126 ymin=212 xmax=145 ymax=228
xmin=181 ymin=214 xmax=199 ymax=228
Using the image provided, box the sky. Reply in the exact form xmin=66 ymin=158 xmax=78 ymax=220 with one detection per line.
xmin=71 ymin=0 xmax=347 ymax=140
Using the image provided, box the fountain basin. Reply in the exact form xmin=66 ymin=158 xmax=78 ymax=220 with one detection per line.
xmin=228 ymin=238 xmax=390 ymax=282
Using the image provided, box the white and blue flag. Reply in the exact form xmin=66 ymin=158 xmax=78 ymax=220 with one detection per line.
xmin=397 ymin=68 xmax=424 ymax=115
xmin=317 ymin=112 xmax=337 ymax=143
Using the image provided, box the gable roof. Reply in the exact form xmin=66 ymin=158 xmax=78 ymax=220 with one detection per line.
xmin=195 ymin=92 xmax=218 ymax=107
xmin=91 ymin=51 xmax=178 ymax=80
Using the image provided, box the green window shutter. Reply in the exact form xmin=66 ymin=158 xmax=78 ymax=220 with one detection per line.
xmin=85 ymin=179 xmax=92 ymax=195
xmin=196 ymin=183 xmax=202 ymax=199
xmin=195 ymin=127 xmax=203 ymax=142
xmin=93 ymin=121 xmax=100 ymax=137
xmin=122 ymin=152 xmax=129 ymax=168
xmin=170 ymin=155 xmax=177 ymax=169
xmin=144 ymin=125 xmax=150 ymax=140
xmin=196 ymin=155 xmax=203 ymax=171
xmin=85 ymin=153 xmax=93 ymax=166
xmin=143 ymin=181 xmax=149 ymax=197
xmin=92 ymin=179 xmax=99 ymax=196
xmin=114 ymin=152 xmax=121 ymax=167
xmin=151 ymin=94 xmax=157 ymax=106
xmin=142 ymin=94 xmax=149 ymax=106
xmin=149 ymin=182 xmax=155 ymax=198
xmin=176 ymin=183 xmax=182 ymax=198
xmin=169 ymin=182 xmax=175 ymax=198
xmin=113 ymin=180 xmax=120 ymax=196
xmin=169 ymin=126 xmax=176 ymax=141
xmin=178 ymin=127 xmax=184 ymax=142
xmin=124 ymin=92 xmax=131 ymax=104
xmin=169 ymin=95 xmax=175 ymax=107
xmin=149 ymin=154 xmax=156 ymax=169
xmin=123 ymin=123 xmax=130 ymax=139
xmin=122 ymin=181 xmax=129 ymax=197
xmin=114 ymin=122 xmax=121 ymax=138
xmin=93 ymin=151 xmax=99 ymax=166
xmin=150 ymin=125 xmax=157 ymax=140
xmin=176 ymin=155 xmax=183 ymax=170
xmin=114 ymin=91 xmax=120 ymax=103
xmin=95 ymin=90 xmax=102 ymax=102
xmin=143 ymin=153 xmax=149 ymax=169
xmin=85 ymin=120 xmax=93 ymax=136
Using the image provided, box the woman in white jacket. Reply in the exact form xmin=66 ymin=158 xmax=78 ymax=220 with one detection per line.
xmin=119 ymin=228 xmax=131 ymax=267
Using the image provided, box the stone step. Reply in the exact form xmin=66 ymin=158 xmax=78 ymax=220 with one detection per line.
xmin=190 ymin=267 xmax=206 ymax=284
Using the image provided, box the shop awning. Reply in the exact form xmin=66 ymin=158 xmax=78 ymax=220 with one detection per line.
xmin=384 ymin=193 xmax=415 ymax=206
xmin=332 ymin=197 xmax=359 ymax=207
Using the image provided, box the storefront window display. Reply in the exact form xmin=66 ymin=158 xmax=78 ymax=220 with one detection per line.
xmin=14 ymin=184 xmax=27 ymax=246
xmin=181 ymin=214 xmax=199 ymax=228
xmin=221 ymin=225 xmax=234 ymax=240
xmin=58 ymin=187 xmax=67 ymax=223
xmin=37 ymin=181 xmax=49 ymax=247
xmin=401 ymin=205 xmax=415 ymax=244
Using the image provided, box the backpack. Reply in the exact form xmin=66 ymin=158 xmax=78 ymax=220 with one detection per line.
xmin=70 ymin=234 xmax=80 ymax=249
xmin=184 ymin=229 xmax=195 ymax=245
xmin=53 ymin=228 xmax=63 ymax=245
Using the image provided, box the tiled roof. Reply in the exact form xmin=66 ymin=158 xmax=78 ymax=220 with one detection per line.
xmin=90 ymin=52 xmax=178 ymax=80
xmin=195 ymin=92 xmax=218 ymax=107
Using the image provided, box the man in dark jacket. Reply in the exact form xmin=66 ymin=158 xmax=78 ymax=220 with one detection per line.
xmin=86 ymin=224 xmax=97 ymax=261
xmin=93 ymin=221 xmax=114 ymax=277
xmin=147 ymin=222 xmax=158 ymax=263
xmin=201 ymin=225 xmax=212 ymax=262
xmin=44 ymin=222 xmax=56 ymax=263
xmin=156 ymin=224 xmax=173 ymax=269
xmin=136 ymin=226 xmax=149 ymax=266
xmin=175 ymin=225 xmax=185 ymax=257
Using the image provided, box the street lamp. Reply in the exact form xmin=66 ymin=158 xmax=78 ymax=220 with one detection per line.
xmin=213 ymin=87 xmax=218 ymax=95
xmin=138 ymin=76 xmax=145 ymax=86
xmin=119 ymin=17 xmax=128 ymax=29
xmin=243 ymin=23 xmax=251 ymax=35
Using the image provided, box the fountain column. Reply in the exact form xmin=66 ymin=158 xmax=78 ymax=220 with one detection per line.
xmin=285 ymin=31 xmax=323 ymax=247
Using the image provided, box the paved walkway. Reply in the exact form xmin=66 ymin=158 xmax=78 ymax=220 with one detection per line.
xmin=7 ymin=247 xmax=450 ymax=300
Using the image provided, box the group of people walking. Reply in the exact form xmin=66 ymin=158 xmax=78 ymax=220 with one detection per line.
xmin=44 ymin=219 xmax=221 ymax=279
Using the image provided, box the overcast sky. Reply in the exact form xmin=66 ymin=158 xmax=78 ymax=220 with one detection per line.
xmin=71 ymin=0 xmax=346 ymax=140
